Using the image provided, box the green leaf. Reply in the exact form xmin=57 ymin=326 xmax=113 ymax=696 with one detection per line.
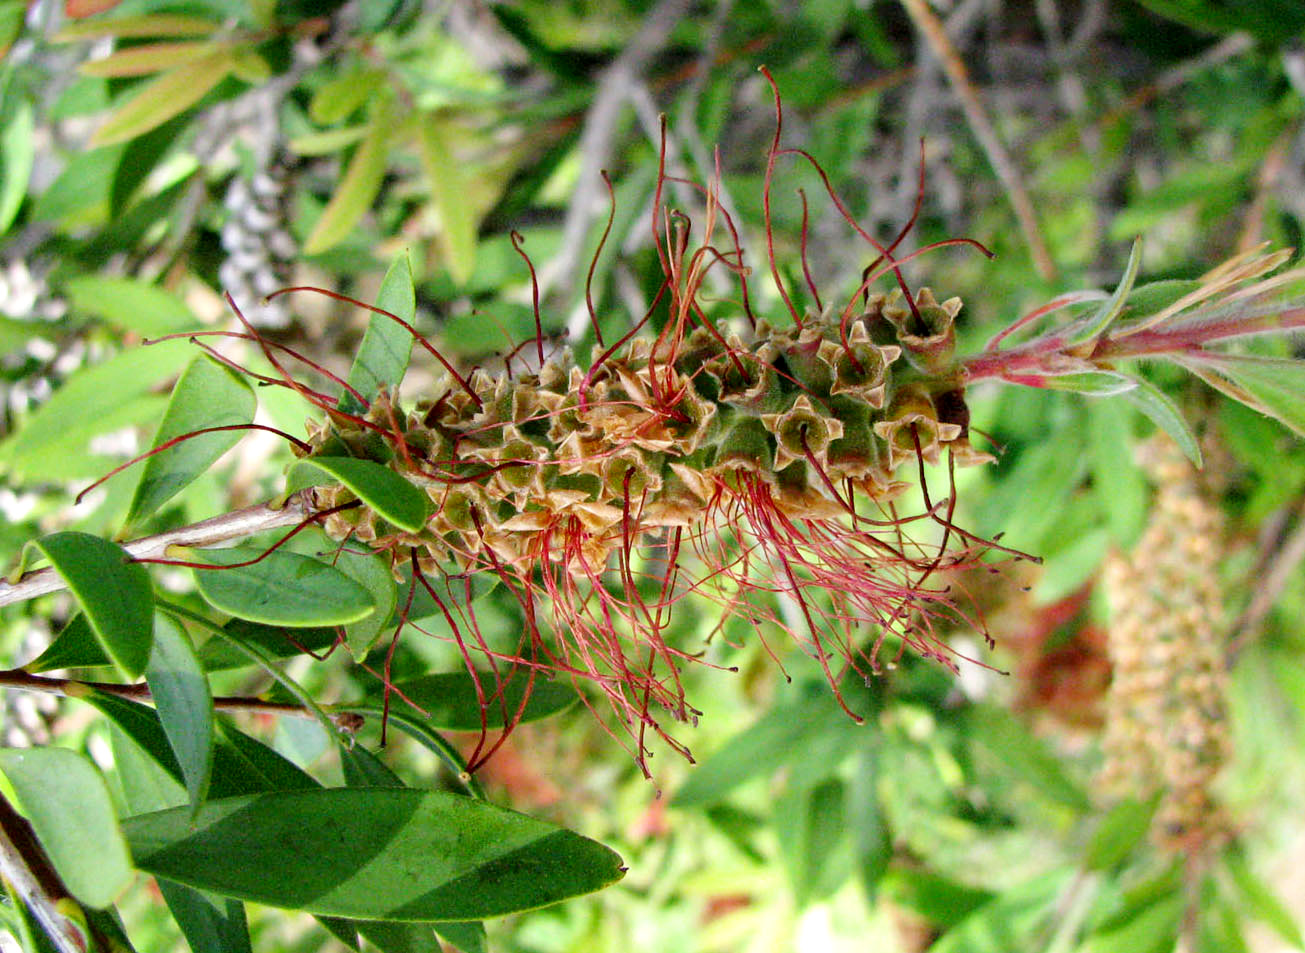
xmin=24 ymin=613 xmax=111 ymax=672
xmin=433 ymin=921 xmax=486 ymax=953
xmin=1224 ymin=845 xmax=1305 ymax=949
xmin=64 ymin=275 xmax=200 ymax=336
xmin=1179 ymin=353 xmax=1305 ymax=438
xmin=91 ymin=50 xmax=234 ymax=147
xmin=1118 ymin=374 xmax=1202 ymax=467
xmin=1037 ymin=370 xmax=1138 ymax=396
xmin=775 ymin=777 xmax=849 ymax=905
xmin=288 ymin=125 xmax=371 ymax=156
xmin=848 ymin=744 xmax=890 ymax=900
xmin=417 ymin=115 xmax=478 ymax=285
xmin=0 ymin=748 xmax=134 ymax=909
xmin=881 ymin=868 xmax=993 ymax=929
xmin=156 ymin=881 xmax=253 ymax=953
xmin=122 ymin=788 xmax=625 ymax=920
xmin=126 ymin=355 xmax=256 ymax=528
xmin=199 ymin=618 xmax=339 ymax=671
xmin=0 ymin=98 xmax=34 ymax=234
xmin=288 ymin=456 xmax=431 ymax=534
xmin=146 ymin=612 xmax=215 ymax=812
xmin=354 ymin=672 xmax=578 ymax=731
xmin=1078 ymin=889 xmax=1183 ymax=953
xmin=55 ymin=13 xmax=219 ymax=40
xmin=929 ymin=870 xmax=1074 ymax=953
xmin=0 ymin=3 xmax=25 ymax=59
xmin=80 ymin=40 xmax=223 ymax=77
xmin=302 ymin=102 xmax=392 ymax=256
xmin=30 ymin=532 xmax=154 ymax=678
xmin=340 ymin=252 xmax=416 ymax=414
xmin=1083 ymin=797 xmax=1156 ymax=870
xmin=964 ymin=704 xmax=1090 ymax=812
xmin=1087 ymin=399 xmax=1147 ymax=545
xmin=309 ymin=67 xmax=386 ymax=124
xmin=0 ymin=338 xmax=192 ymax=481
xmin=192 ymin=547 xmax=375 ymax=627
xmin=333 ymin=548 xmax=398 ymax=660
xmin=1066 ymin=238 xmax=1143 ymax=348
xmin=340 ymin=743 xmax=405 ymax=789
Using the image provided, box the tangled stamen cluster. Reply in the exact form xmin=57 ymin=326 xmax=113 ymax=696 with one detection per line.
xmin=301 ymin=287 xmax=999 ymax=767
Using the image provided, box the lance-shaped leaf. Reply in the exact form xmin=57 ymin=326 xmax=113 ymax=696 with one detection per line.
xmin=0 ymin=748 xmax=134 ymax=909
xmin=91 ymin=49 xmax=233 ymax=147
xmin=1064 ymin=238 xmax=1143 ymax=349
xmin=1175 ymin=352 xmax=1305 ymax=438
xmin=55 ymin=12 xmax=219 ymax=39
xmin=122 ymin=788 xmax=625 ymax=921
xmin=80 ymin=40 xmax=222 ymax=77
xmin=29 ymin=532 xmax=154 ymax=678
xmin=24 ymin=613 xmax=110 ymax=672
xmin=146 ymin=612 xmax=215 ymax=812
xmin=302 ymin=99 xmax=393 ymax=256
xmin=1118 ymin=374 xmax=1202 ymax=468
xmin=65 ymin=274 xmax=200 ymax=336
xmin=126 ymin=355 xmax=256 ymax=528
xmin=352 ymin=672 xmax=578 ymax=731
xmin=0 ymin=98 xmax=34 ymax=235
xmin=340 ymin=252 xmax=416 ymax=414
xmin=417 ymin=114 xmax=478 ymax=285
xmin=288 ymin=456 xmax=432 ymax=533
xmin=1035 ymin=370 xmax=1139 ymax=396
xmin=193 ymin=547 xmax=375 ymax=627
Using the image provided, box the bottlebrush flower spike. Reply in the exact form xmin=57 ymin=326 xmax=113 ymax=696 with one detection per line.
xmin=266 ymin=78 xmax=1305 ymax=774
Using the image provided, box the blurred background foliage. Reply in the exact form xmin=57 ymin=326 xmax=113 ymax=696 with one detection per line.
xmin=3 ymin=0 xmax=1305 ymax=950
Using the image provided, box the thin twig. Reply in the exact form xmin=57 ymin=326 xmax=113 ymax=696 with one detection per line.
xmin=898 ymin=0 xmax=1057 ymax=281
xmin=0 ymin=793 xmax=91 ymax=953
xmin=1228 ymin=497 xmax=1305 ymax=661
xmin=0 ymin=493 xmax=311 ymax=609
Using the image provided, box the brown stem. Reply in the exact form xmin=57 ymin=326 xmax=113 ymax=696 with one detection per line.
xmin=0 ymin=493 xmax=312 ymax=609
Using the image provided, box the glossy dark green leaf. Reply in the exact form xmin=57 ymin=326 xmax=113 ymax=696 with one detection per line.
xmin=127 ymin=355 xmax=257 ymax=528
xmin=30 ymin=532 xmax=154 ymax=678
xmin=199 ymin=618 xmax=339 ymax=670
xmin=0 ymin=748 xmax=133 ymax=909
xmin=146 ymin=612 xmax=214 ymax=811
xmin=340 ymin=252 xmax=416 ymax=415
xmin=433 ymin=921 xmax=486 ymax=953
xmin=287 ymin=456 xmax=431 ymax=534
xmin=64 ymin=275 xmax=200 ymax=336
xmin=24 ymin=613 xmax=110 ymax=672
xmin=156 ymin=881 xmax=253 ymax=953
xmin=340 ymin=743 xmax=404 ymax=789
xmin=192 ymin=547 xmax=375 ymax=627
xmin=356 ymin=672 xmax=577 ymax=731
xmin=356 ymin=921 xmax=443 ymax=953
xmin=123 ymin=788 xmax=625 ymax=920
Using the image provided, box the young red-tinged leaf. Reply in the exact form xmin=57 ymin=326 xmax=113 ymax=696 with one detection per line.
xmin=1119 ymin=374 xmax=1202 ymax=467
xmin=122 ymin=788 xmax=625 ymax=920
xmin=332 ymin=548 xmax=398 ymax=661
xmin=0 ymin=98 xmax=34 ymax=234
xmin=1178 ymin=352 xmax=1305 ymax=438
xmin=55 ymin=12 xmax=218 ymax=39
xmin=192 ymin=547 xmax=375 ymax=627
xmin=79 ymin=40 xmax=221 ymax=77
xmin=0 ymin=748 xmax=134 ymax=909
xmin=90 ymin=50 xmax=233 ymax=147
xmin=417 ymin=115 xmax=478 ymax=285
xmin=126 ymin=355 xmax=256 ymax=529
xmin=64 ymin=0 xmax=122 ymax=16
xmin=340 ymin=252 xmax=416 ymax=414
xmin=64 ymin=275 xmax=201 ymax=335
xmin=302 ymin=102 xmax=392 ymax=255
xmin=146 ymin=612 xmax=215 ymax=813
xmin=352 ymin=672 xmax=578 ymax=731
xmin=287 ymin=456 xmax=431 ymax=534
xmin=29 ymin=531 xmax=154 ymax=678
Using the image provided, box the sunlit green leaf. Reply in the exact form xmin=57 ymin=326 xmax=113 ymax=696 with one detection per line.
xmin=126 ymin=355 xmax=256 ymax=528
xmin=0 ymin=748 xmax=134 ymax=909
xmin=302 ymin=101 xmax=392 ymax=255
xmin=0 ymin=98 xmax=34 ymax=234
xmin=91 ymin=50 xmax=233 ymax=147
xmin=287 ymin=456 xmax=431 ymax=534
xmin=1225 ymin=845 xmax=1305 ymax=949
xmin=123 ymin=788 xmax=625 ymax=920
xmin=1083 ymin=797 xmax=1156 ymax=871
xmin=193 ymin=547 xmax=375 ymax=627
xmin=147 ymin=612 xmax=215 ymax=812
xmin=64 ymin=275 xmax=201 ymax=336
xmin=30 ymin=531 xmax=154 ymax=678
xmin=310 ymin=68 xmax=386 ymax=124
xmin=340 ymin=252 xmax=416 ymax=414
